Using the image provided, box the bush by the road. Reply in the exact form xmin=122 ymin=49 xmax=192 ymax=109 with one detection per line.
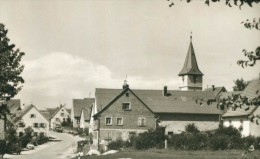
xmin=107 ymin=125 xmax=260 ymax=151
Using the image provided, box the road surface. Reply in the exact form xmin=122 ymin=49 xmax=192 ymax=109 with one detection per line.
xmin=4 ymin=131 xmax=82 ymax=159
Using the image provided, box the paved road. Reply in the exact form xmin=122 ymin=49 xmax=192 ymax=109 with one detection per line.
xmin=4 ymin=131 xmax=81 ymax=159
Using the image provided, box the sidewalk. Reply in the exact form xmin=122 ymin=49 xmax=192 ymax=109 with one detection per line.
xmin=3 ymin=142 xmax=58 ymax=159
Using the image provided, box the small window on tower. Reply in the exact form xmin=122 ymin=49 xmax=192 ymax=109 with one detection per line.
xmin=193 ymin=75 xmax=197 ymax=83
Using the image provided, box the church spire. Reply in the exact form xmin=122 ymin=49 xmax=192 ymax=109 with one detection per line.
xmin=178 ymin=34 xmax=203 ymax=76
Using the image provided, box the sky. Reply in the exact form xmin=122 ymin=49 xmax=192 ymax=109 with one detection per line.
xmin=0 ymin=0 xmax=259 ymax=109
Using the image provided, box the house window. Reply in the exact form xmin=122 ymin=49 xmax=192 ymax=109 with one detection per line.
xmin=129 ymin=131 xmax=136 ymax=138
xmin=61 ymin=113 xmax=64 ymax=117
xmin=106 ymin=131 xmax=112 ymax=140
xmin=116 ymin=117 xmax=123 ymax=125
xmin=56 ymin=118 xmax=59 ymax=122
xmin=77 ymin=119 xmax=80 ymax=124
xmin=40 ymin=123 xmax=46 ymax=128
xmin=138 ymin=117 xmax=146 ymax=127
xmin=18 ymin=132 xmax=24 ymax=137
xmin=19 ymin=122 xmax=25 ymax=127
xmin=168 ymin=131 xmax=173 ymax=138
xmin=105 ymin=117 xmax=112 ymax=125
xmin=116 ymin=132 xmax=122 ymax=140
xmin=33 ymin=123 xmax=38 ymax=128
xmin=122 ymin=102 xmax=131 ymax=111
xmin=34 ymin=132 xmax=38 ymax=136
xmin=39 ymin=132 xmax=44 ymax=137
xmin=30 ymin=114 xmax=36 ymax=118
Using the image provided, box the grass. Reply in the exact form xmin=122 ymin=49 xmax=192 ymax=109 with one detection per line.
xmin=73 ymin=149 xmax=260 ymax=159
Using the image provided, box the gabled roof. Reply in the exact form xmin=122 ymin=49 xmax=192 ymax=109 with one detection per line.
xmin=242 ymin=79 xmax=260 ymax=99
xmin=204 ymin=86 xmax=227 ymax=97
xmin=46 ymin=107 xmax=59 ymax=119
xmin=13 ymin=104 xmax=49 ymax=123
xmin=94 ymin=87 xmax=155 ymax=117
xmin=178 ymin=40 xmax=203 ymax=76
xmin=222 ymin=106 xmax=258 ymax=117
xmin=45 ymin=106 xmax=71 ymax=119
xmin=7 ymin=99 xmax=21 ymax=114
xmin=222 ymin=79 xmax=260 ymax=118
xmin=73 ymin=98 xmax=95 ymax=121
xmin=95 ymin=88 xmax=221 ymax=115
xmin=218 ymin=91 xmax=243 ymax=99
xmin=39 ymin=110 xmax=50 ymax=120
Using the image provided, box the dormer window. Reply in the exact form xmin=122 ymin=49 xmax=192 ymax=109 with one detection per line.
xmin=122 ymin=102 xmax=131 ymax=111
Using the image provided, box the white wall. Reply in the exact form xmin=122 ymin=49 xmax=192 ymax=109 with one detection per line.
xmin=50 ymin=107 xmax=71 ymax=128
xmin=223 ymin=118 xmax=250 ymax=137
xmin=17 ymin=106 xmax=49 ymax=136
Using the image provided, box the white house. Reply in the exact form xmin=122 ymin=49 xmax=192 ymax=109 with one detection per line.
xmin=72 ymin=98 xmax=95 ymax=130
xmin=222 ymin=79 xmax=260 ymax=137
xmin=48 ymin=105 xmax=71 ymax=129
xmin=14 ymin=104 xmax=50 ymax=137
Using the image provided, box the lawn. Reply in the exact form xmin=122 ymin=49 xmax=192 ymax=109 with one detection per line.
xmin=73 ymin=149 xmax=260 ymax=159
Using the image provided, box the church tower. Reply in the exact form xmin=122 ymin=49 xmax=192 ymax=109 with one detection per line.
xmin=178 ymin=34 xmax=203 ymax=91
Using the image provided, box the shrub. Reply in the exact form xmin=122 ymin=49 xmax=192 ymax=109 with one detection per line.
xmin=36 ymin=133 xmax=48 ymax=145
xmin=208 ymin=134 xmax=229 ymax=150
xmin=168 ymin=133 xmax=208 ymax=150
xmin=108 ymin=139 xmax=130 ymax=150
xmin=215 ymin=126 xmax=241 ymax=138
xmin=133 ymin=128 xmax=165 ymax=150
xmin=185 ymin=123 xmax=200 ymax=134
xmin=19 ymin=126 xmax=34 ymax=148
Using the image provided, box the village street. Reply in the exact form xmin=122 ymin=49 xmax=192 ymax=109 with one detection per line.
xmin=4 ymin=132 xmax=81 ymax=159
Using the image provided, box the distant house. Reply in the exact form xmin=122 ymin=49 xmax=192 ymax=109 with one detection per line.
xmin=72 ymin=98 xmax=95 ymax=130
xmin=45 ymin=105 xmax=71 ymax=129
xmin=0 ymin=99 xmax=21 ymax=140
xmin=222 ymin=79 xmax=260 ymax=137
xmin=13 ymin=104 xmax=50 ymax=137
xmin=204 ymin=86 xmax=227 ymax=97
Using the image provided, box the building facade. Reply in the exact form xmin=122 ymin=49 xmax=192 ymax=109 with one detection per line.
xmin=14 ymin=105 xmax=50 ymax=137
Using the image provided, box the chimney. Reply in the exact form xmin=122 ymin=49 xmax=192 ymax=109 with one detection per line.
xmin=163 ymin=86 xmax=168 ymax=96
xmin=212 ymin=85 xmax=215 ymax=91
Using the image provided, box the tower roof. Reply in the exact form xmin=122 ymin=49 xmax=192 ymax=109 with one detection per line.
xmin=178 ymin=37 xmax=203 ymax=76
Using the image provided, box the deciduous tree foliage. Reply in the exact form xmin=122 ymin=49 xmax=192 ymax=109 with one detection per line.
xmin=0 ymin=23 xmax=25 ymax=118
xmin=233 ymin=78 xmax=248 ymax=91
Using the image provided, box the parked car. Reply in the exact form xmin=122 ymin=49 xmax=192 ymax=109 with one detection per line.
xmin=54 ymin=125 xmax=63 ymax=133
xmin=26 ymin=143 xmax=35 ymax=150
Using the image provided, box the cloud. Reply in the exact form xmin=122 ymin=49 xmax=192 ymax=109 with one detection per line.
xmin=16 ymin=52 xmax=179 ymax=108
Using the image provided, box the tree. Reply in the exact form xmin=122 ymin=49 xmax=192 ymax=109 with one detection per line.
xmin=233 ymin=78 xmax=248 ymax=91
xmin=167 ymin=0 xmax=260 ymax=8
xmin=0 ymin=23 xmax=25 ymax=120
xmin=185 ymin=123 xmax=200 ymax=134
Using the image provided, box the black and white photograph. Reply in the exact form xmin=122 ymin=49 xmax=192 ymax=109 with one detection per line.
xmin=0 ymin=0 xmax=260 ymax=159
